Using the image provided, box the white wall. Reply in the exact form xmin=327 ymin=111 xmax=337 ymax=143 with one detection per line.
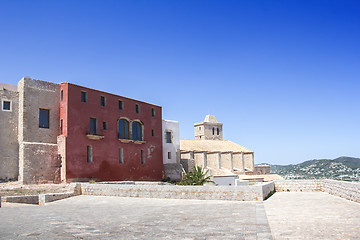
xmin=162 ymin=120 xmax=180 ymax=164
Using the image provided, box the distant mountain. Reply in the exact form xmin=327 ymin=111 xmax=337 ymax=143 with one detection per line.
xmin=270 ymin=156 xmax=360 ymax=181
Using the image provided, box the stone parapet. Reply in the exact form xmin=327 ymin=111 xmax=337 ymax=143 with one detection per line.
xmin=274 ymin=180 xmax=322 ymax=192
xmin=80 ymin=182 xmax=275 ymax=201
xmin=274 ymin=179 xmax=360 ymax=203
xmin=321 ymin=179 xmax=360 ymax=203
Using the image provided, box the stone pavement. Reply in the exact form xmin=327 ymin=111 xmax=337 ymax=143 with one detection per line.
xmin=264 ymin=192 xmax=360 ymax=240
xmin=0 ymin=192 xmax=359 ymax=239
xmin=0 ymin=195 xmax=271 ymax=239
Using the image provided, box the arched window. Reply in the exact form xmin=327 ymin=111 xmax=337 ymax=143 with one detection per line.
xmin=132 ymin=121 xmax=142 ymax=141
xmin=118 ymin=119 xmax=129 ymax=139
xmin=217 ymin=128 xmax=219 ymax=135
xmin=212 ymin=127 xmax=215 ymax=135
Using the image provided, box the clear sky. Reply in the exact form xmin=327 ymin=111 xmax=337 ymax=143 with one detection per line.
xmin=1 ymin=0 xmax=359 ymax=165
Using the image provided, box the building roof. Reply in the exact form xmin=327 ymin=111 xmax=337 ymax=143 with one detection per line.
xmin=204 ymin=115 xmax=218 ymax=123
xmin=180 ymin=139 xmax=253 ymax=153
xmin=0 ymin=83 xmax=17 ymax=92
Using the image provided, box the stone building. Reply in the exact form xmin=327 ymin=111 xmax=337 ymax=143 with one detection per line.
xmin=0 ymin=77 xmax=164 ymax=184
xmin=180 ymin=115 xmax=255 ymax=176
xmin=0 ymin=83 xmax=19 ymax=182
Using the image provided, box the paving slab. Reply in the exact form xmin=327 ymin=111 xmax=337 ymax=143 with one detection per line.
xmin=0 ymin=195 xmax=272 ymax=239
xmin=264 ymin=192 xmax=360 ymax=240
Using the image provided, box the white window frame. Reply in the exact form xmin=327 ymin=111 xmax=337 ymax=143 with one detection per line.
xmin=2 ymin=99 xmax=12 ymax=112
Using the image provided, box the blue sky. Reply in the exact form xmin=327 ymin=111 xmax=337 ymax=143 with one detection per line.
xmin=1 ymin=0 xmax=359 ymax=165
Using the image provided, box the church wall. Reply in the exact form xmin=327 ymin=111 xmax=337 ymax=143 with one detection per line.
xmin=244 ymin=153 xmax=254 ymax=171
xmin=194 ymin=152 xmax=206 ymax=168
xmin=207 ymin=152 xmax=220 ymax=169
xmin=233 ymin=153 xmax=244 ymax=172
xmin=220 ymin=152 xmax=233 ymax=170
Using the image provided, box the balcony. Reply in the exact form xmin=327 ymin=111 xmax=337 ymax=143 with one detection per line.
xmin=86 ymin=130 xmax=105 ymax=140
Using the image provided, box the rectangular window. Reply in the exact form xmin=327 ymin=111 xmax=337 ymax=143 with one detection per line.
xmin=151 ymin=108 xmax=155 ymax=117
xmin=135 ymin=104 xmax=140 ymax=113
xmin=60 ymin=119 xmax=63 ymax=134
xmin=168 ymin=152 xmax=171 ymax=159
xmin=166 ymin=131 xmax=172 ymax=143
xmin=151 ymin=129 xmax=155 ymax=136
xmin=87 ymin=145 xmax=93 ymax=163
xmin=103 ymin=121 xmax=107 ymax=130
xmin=118 ymin=100 xmax=123 ymax=110
xmin=2 ymin=100 xmax=11 ymax=111
xmin=60 ymin=90 xmax=63 ymax=101
xmin=90 ymin=117 xmax=97 ymax=135
xmin=81 ymin=91 xmax=87 ymax=102
xmin=39 ymin=109 xmax=50 ymax=128
xmin=119 ymin=148 xmax=124 ymax=164
xmin=141 ymin=150 xmax=145 ymax=164
xmin=100 ymin=96 xmax=106 ymax=106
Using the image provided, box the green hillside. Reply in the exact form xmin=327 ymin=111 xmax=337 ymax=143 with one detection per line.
xmin=270 ymin=156 xmax=360 ymax=181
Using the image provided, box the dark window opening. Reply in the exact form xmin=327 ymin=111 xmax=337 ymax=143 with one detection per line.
xmin=87 ymin=145 xmax=93 ymax=163
xmin=152 ymin=129 xmax=155 ymax=136
xmin=141 ymin=150 xmax=145 ymax=164
xmin=118 ymin=100 xmax=123 ymax=110
xmin=39 ymin=109 xmax=50 ymax=128
xmin=103 ymin=121 xmax=108 ymax=130
xmin=166 ymin=131 xmax=172 ymax=143
xmin=2 ymin=101 xmax=11 ymax=110
xmin=60 ymin=119 xmax=63 ymax=134
xmin=217 ymin=128 xmax=219 ymax=135
xmin=152 ymin=108 xmax=155 ymax=117
xmin=118 ymin=119 xmax=129 ymax=139
xmin=212 ymin=127 xmax=215 ymax=135
xmin=90 ymin=118 xmax=97 ymax=135
xmin=132 ymin=121 xmax=142 ymax=141
xmin=135 ymin=104 xmax=140 ymax=113
xmin=119 ymin=148 xmax=124 ymax=164
xmin=100 ymin=96 xmax=106 ymax=106
xmin=60 ymin=90 xmax=63 ymax=101
xmin=168 ymin=152 xmax=171 ymax=159
xmin=81 ymin=91 xmax=87 ymax=102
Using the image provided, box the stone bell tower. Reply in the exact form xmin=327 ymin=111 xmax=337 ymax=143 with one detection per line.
xmin=194 ymin=115 xmax=223 ymax=140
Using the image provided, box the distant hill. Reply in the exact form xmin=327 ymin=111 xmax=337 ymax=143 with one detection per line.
xmin=270 ymin=156 xmax=360 ymax=181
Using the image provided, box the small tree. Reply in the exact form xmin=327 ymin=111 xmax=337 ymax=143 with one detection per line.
xmin=179 ymin=166 xmax=214 ymax=185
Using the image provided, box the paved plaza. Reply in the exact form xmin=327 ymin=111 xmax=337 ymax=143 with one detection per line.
xmin=0 ymin=192 xmax=359 ymax=239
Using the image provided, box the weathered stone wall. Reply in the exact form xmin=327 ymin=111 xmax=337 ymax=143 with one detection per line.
xmin=243 ymin=153 xmax=254 ymax=170
xmin=163 ymin=163 xmax=184 ymax=181
xmin=21 ymin=143 xmax=61 ymax=184
xmin=207 ymin=152 xmax=220 ymax=169
xmin=274 ymin=180 xmax=322 ymax=192
xmin=254 ymin=165 xmax=270 ymax=175
xmin=18 ymin=78 xmax=60 ymax=184
xmin=274 ymin=179 xmax=360 ymax=203
xmin=0 ymin=88 xmax=19 ymax=181
xmin=233 ymin=153 xmax=244 ymax=172
xmin=180 ymin=158 xmax=195 ymax=173
xmin=321 ymin=179 xmax=360 ymax=203
xmin=194 ymin=152 xmax=206 ymax=168
xmin=221 ymin=152 xmax=233 ymax=169
xmin=80 ymin=182 xmax=274 ymax=201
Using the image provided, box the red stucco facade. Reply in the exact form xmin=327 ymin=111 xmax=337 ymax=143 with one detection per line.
xmin=60 ymin=83 xmax=163 ymax=182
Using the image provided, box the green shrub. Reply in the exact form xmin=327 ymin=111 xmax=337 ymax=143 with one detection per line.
xmin=177 ymin=166 xmax=214 ymax=186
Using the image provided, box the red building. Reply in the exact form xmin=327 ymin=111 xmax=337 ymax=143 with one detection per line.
xmin=59 ymin=83 xmax=163 ymax=182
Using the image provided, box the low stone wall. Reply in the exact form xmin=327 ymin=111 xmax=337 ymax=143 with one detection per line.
xmin=274 ymin=180 xmax=321 ymax=192
xmin=274 ymin=179 xmax=360 ymax=203
xmin=0 ymin=184 xmax=81 ymax=206
xmin=81 ymin=182 xmax=275 ymax=201
xmin=321 ymin=179 xmax=360 ymax=203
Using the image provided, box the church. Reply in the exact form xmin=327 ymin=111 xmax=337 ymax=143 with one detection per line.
xmin=180 ymin=115 xmax=255 ymax=177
